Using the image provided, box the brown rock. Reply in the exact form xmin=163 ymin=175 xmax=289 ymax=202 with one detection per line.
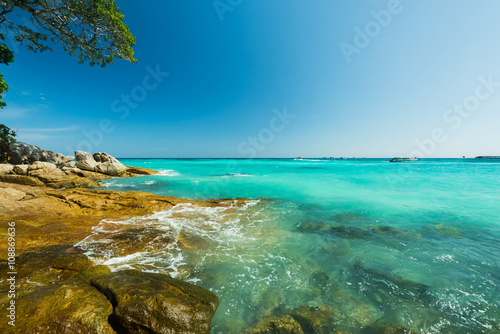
xmin=126 ymin=165 xmax=160 ymax=175
xmin=0 ymin=277 xmax=115 ymax=334
xmin=88 ymin=270 xmax=219 ymax=334
xmin=12 ymin=164 xmax=29 ymax=175
xmin=0 ymin=174 xmax=46 ymax=187
xmin=0 ymin=164 xmax=14 ymax=174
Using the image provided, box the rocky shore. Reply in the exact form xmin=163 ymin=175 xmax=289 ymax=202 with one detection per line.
xmin=0 ymin=146 xmax=231 ymax=333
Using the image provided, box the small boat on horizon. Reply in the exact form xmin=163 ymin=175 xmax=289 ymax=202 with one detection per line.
xmin=390 ymin=157 xmax=418 ymax=162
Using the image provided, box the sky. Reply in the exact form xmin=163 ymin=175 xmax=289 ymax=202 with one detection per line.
xmin=2 ymin=0 xmax=500 ymax=158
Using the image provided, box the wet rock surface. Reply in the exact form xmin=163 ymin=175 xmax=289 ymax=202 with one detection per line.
xmin=0 ymin=268 xmax=218 ymax=334
xmin=88 ymin=270 xmax=219 ymax=334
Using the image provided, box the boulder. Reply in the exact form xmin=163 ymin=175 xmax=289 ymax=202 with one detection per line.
xmin=88 ymin=270 xmax=219 ymax=334
xmin=9 ymin=142 xmax=73 ymax=165
xmin=95 ymin=162 xmax=127 ymax=176
xmin=13 ymin=164 xmax=29 ymax=175
xmin=0 ymin=164 xmax=13 ymax=174
xmin=74 ymin=151 xmax=98 ymax=172
xmin=93 ymin=152 xmax=120 ymax=164
xmin=75 ymin=150 xmax=95 ymax=162
xmin=76 ymin=159 xmax=98 ymax=172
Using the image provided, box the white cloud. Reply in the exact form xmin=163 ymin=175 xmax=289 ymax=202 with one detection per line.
xmin=21 ymin=126 xmax=79 ymax=132
xmin=17 ymin=133 xmax=50 ymax=141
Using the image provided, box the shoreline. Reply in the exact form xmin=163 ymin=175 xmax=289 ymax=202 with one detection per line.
xmin=0 ymin=149 xmax=251 ymax=333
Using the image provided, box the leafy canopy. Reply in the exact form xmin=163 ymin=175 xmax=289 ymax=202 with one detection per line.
xmin=0 ymin=0 xmax=137 ymax=66
xmin=0 ymin=0 xmax=137 ymax=108
xmin=0 ymin=123 xmax=16 ymax=162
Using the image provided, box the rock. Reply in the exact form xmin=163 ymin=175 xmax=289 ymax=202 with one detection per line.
xmin=93 ymin=152 xmax=120 ymax=164
xmin=28 ymin=161 xmax=65 ymax=179
xmin=75 ymin=150 xmax=95 ymax=162
xmin=0 ymin=174 xmax=46 ymax=187
xmin=0 ymin=245 xmax=94 ymax=292
xmin=9 ymin=142 xmax=73 ymax=165
xmin=245 ymin=315 xmax=304 ymax=334
xmin=288 ymin=305 xmax=335 ymax=334
xmin=64 ymin=161 xmax=77 ymax=168
xmin=13 ymin=164 xmax=29 ymax=175
xmin=0 ymin=164 xmax=13 ymax=174
xmin=0 ymin=277 xmax=115 ymax=334
xmin=95 ymin=161 xmax=127 ymax=176
xmin=126 ymin=165 xmax=160 ymax=175
xmin=88 ymin=270 xmax=219 ymax=334
xmin=75 ymin=150 xmax=98 ymax=172
xmin=72 ymin=169 xmax=113 ymax=181
xmin=76 ymin=159 xmax=98 ymax=172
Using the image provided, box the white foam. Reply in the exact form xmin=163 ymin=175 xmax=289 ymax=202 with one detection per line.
xmin=157 ymin=169 xmax=180 ymax=176
xmin=143 ymin=180 xmax=156 ymax=185
xmin=76 ymin=200 xmax=264 ymax=278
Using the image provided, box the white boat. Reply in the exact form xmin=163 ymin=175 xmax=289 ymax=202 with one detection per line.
xmin=390 ymin=157 xmax=418 ymax=162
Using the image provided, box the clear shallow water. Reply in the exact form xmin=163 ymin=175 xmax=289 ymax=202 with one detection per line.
xmin=79 ymin=159 xmax=500 ymax=333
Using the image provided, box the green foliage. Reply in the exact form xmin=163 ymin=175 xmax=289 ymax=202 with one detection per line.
xmin=0 ymin=123 xmax=17 ymax=162
xmin=0 ymin=0 xmax=137 ymax=67
xmin=0 ymin=43 xmax=13 ymax=108
xmin=0 ymin=1 xmax=137 ymax=108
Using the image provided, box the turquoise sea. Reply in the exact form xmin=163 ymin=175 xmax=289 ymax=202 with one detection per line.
xmin=77 ymin=158 xmax=500 ymax=333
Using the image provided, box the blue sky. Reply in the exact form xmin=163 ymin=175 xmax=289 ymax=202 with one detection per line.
xmin=2 ymin=0 xmax=500 ymax=158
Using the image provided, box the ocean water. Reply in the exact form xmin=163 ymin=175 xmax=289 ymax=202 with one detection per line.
xmin=77 ymin=158 xmax=500 ymax=333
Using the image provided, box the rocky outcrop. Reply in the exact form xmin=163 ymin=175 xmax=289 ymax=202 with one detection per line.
xmin=75 ymin=150 xmax=128 ymax=177
xmin=8 ymin=142 xmax=74 ymax=165
xmin=0 ymin=150 xmax=156 ymax=189
xmin=0 ymin=182 xmax=250 ymax=334
xmin=0 ymin=267 xmax=218 ymax=334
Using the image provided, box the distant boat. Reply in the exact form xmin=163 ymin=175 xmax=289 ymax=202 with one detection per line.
xmin=390 ymin=157 xmax=418 ymax=162
xmin=475 ymin=156 xmax=500 ymax=159
xmin=296 ymin=157 xmax=303 ymax=160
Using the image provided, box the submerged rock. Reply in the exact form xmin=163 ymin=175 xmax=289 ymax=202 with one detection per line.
xmin=245 ymin=315 xmax=304 ymax=334
xmin=360 ymin=322 xmax=418 ymax=334
xmin=288 ymin=305 xmax=335 ymax=334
